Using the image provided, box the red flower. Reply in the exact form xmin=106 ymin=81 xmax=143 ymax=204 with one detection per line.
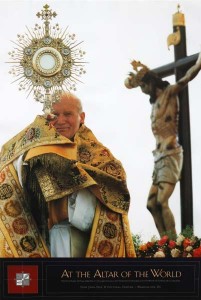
xmin=139 ymin=244 xmax=148 ymax=251
xmin=192 ymin=246 xmax=201 ymax=257
xmin=147 ymin=242 xmax=154 ymax=248
xmin=183 ymin=238 xmax=192 ymax=248
xmin=158 ymin=235 xmax=169 ymax=246
xmin=168 ymin=240 xmax=176 ymax=249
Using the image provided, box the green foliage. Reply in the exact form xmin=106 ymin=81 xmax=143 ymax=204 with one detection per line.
xmin=132 ymin=233 xmax=143 ymax=252
xmin=181 ymin=225 xmax=194 ymax=238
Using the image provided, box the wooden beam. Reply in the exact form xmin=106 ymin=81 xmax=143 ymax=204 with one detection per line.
xmin=173 ymin=24 xmax=194 ymax=231
xmin=151 ymin=53 xmax=199 ymax=78
xmin=149 ymin=14 xmax=196 ymax=231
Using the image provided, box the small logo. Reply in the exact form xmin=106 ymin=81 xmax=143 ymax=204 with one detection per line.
xmin=7 ymin=265 xmax=38 ymax=294
xmin=16 ymin=272 xmax=30 ymax=286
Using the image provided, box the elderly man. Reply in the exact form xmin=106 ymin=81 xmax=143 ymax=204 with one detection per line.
xmin=125 ymin=51 xmax=201 ymax=238
xmin=0 ymin=92 xmax=135 ymax=258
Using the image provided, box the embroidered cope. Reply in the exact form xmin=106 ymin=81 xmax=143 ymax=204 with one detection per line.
xmin=0 ymin=116 xmax=136 ymax=258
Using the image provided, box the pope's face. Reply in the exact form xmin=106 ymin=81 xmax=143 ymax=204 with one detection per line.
xmin=49 ymin=95 xmax=85 ymax=139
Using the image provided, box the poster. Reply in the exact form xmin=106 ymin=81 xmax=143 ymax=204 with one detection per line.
xmin=0 ymin=0 xmax=201 ymax=299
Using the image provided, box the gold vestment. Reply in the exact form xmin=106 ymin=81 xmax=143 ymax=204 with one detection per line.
xmin=0 ymin=116 xmax=135 ymax=258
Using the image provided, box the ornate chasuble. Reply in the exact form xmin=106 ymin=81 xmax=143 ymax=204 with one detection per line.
xmin=0 ymin=116 xmax=135 ymax=258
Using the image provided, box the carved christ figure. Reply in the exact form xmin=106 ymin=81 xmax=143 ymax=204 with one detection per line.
xmin=125 ymin=52 xmax=201 ymax=237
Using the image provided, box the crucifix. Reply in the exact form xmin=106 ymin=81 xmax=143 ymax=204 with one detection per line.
xmin=151 ymin=5 xmax=199 ymax=231
xmin=124 ymin=5 xmax=201 ymax=237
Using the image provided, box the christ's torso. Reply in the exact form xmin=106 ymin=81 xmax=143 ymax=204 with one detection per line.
xmin=151 ymin=86 xmax=181 ymax=153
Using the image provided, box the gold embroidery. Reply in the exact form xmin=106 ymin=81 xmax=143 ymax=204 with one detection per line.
xmin=0 ymin=116 xmax=136 ymax=258
xmin=0 ymin=164 xmax=50 ymax=257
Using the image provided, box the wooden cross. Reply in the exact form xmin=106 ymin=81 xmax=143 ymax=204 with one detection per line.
xmin=151 ymin=6 xmax=199 ymax=231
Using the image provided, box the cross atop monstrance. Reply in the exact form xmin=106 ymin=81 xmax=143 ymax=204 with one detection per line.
xmin=152 ymin=4 xmax=199 ymax=231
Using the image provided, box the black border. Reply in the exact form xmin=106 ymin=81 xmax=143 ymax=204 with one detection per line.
xmin=0 ymin=258 xmax=200 ymax=300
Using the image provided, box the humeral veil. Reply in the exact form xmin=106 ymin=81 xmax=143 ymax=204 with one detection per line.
xmin=0 ymin=116 xmax=135 ymax=258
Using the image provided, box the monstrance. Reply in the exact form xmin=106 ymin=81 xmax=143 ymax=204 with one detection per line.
xmin=7 ymin=4 xmax=86 ymax=114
